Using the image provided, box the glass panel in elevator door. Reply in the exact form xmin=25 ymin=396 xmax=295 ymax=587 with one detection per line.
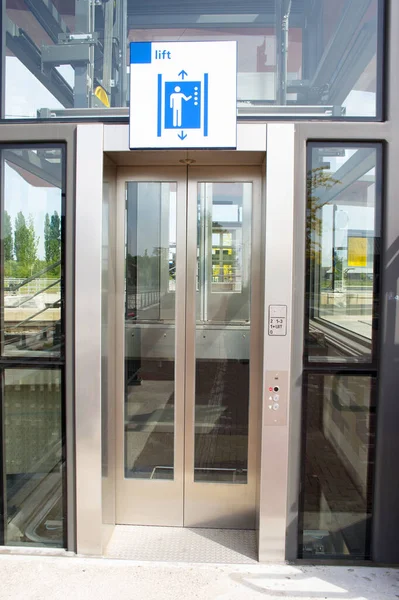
xmin=124 ymin=182 xmax=177 ymax=480
xmin=194 ymin=182 xmax=252 ymax=483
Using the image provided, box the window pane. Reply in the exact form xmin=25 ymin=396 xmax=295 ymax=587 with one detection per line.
xmin=124 ymin=182 xmax=177 ymax=479
xmin=300 ymin=373 xmax=375 ymax=559
xmin=1 ymin=147 xmax=64 ymax=358
xmin=3 ymin=368 xmax=65 ymax=547
xmin=194 ymin=182 xmax=252 ymax=483
xmin=4 ymin=0 xmax=382 ymax=119
xmin=305 ymin=145 xmax=380 ymax=363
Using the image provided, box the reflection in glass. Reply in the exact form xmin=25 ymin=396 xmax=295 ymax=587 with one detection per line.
xmin=194 ymin=182 xmax=252 ymax=483
xmin=101 ymin=182 xmax=110 ymax=479
xmin=300 ymin=373 xmax=375 ymax=559
xmin=306 ymin=145 xmax=380 ymax=363
xmin=1 ymin=148 xmax=64 ymax=358
xmin=5 ymin=0 xmax=381 ymax=119
xmin=4 ymin=368 xmax=65 ymax=547
xmin=124 ymin=182 xmax=177 ymax=479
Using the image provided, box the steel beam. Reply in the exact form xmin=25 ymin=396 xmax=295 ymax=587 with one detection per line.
xmin=313 ymin=147 xmax=376 ymax=206
xmin=4 ymin=149 xmax=62 ymax=188
xmin=311 ymin=0 xmax=372 ymax=89
xmin=6 ymin=17 xmax=73 ymax=109
xmin=24 ymin=0 xmax=70 ymax=44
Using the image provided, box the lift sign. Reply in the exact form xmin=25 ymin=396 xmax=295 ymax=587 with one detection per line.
xmin=129 ymin=41 xmax=237 ymax=149
xmin=268 ymin=305 xmax=287 ymax=336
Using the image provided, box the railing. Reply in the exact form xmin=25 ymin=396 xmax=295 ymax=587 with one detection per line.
xmin=5 ymin=277 xmax=61 ymax=296
xmin=126 ymin=290 xmax=161 ymax=312
xmin=4 ymin=261 xmax=62 ymax=351
xmin=5 ymin=260 xmax=61 ymax=293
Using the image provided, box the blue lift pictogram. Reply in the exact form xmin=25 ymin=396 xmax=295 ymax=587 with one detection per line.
xmin=157 ymin=70 xmax=209 ymax=142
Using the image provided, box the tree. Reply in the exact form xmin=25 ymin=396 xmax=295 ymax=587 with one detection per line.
xmin=306 ymin=166 xmax=341 ymax=262
xmin=50 ymin=212 xmax=61 ymax=264
xmin=14 ymin=211 xmax=26 ymax=264
xmin=14 ymin=212 xmax=39 ymax=276
xmin=44 ymin=211 xmax=61 ymax=274
xmin=3 ymin=210 xmax=13 ymax=261
xmin=44 ymin=213 xmax=51 ymax=263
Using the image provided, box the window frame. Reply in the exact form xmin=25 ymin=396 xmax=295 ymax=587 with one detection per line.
xmin=298 ymin=369 xmax=378 ymax=560
xmin=0 ymin=142 xmax=67 ymax=548
xmin=303 ymin=140 xmax=383 ymax=371
xmin=297 ymin=139 xmax=385 ymax=561
xmin=0 ymin=0 xmax=387 ymax=124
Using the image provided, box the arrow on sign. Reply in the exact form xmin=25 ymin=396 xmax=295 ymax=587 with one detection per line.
xmin=178 ymin=70 xmax=188 ymax=79
xmin=178 ymin=131 xmax=187 ymax=140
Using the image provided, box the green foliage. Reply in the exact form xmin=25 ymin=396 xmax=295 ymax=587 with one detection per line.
xmin=13 ymin=212 xmax=39 ymax=277
xmin=126 ymin=248 xmax=162 ymax=293
xmin=44 ymin=211 xmax=61 ymax=276
xmin=307 ymin=166 xmax=341 ymax=262
xmin=3 ymin=211 xmax=14 ymax=277
xmin=3 ymin=211 xmax=61 ymax=281
xmin=333 ymin=251 xmax=343 ymax=282
xmin=44 ymin=213 xmax=51 ymax=263
xmin=3 ymin=210 xmax=13 ymax=261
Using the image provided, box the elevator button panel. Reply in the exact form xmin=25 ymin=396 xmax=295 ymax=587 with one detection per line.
xmin=264 ymin=370 xmax=288 ymax=426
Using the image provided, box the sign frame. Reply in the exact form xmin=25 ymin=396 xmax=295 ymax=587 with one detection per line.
xmin=129 ymin=40 xmax=238 ymax=150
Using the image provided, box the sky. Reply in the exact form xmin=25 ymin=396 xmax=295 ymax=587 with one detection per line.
xmin=5 ymin=57 xmax=74 ymax=119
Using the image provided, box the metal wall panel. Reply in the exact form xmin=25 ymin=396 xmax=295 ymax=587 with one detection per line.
xmin=372 ymin=0 xmax=399 ymax=564
xmin=104 ymin=124 xmax=266 ymax=154
xmin=75 ymin=124 xmax=104 ymax=555
xmin=101 ymin=162 xmax=117 ymax=549
xmin=258 ymin=124 xmax=295 ymax=561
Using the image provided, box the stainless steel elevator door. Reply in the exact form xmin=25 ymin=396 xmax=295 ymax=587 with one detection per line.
xmin=115 ymin=166 xmax=262 ymax=528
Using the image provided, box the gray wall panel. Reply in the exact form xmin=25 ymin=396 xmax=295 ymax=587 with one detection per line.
xmin=75 ymin=124 xmax=104 ymax=555
xmin=372 ymin=0 xmax=399 ymax=564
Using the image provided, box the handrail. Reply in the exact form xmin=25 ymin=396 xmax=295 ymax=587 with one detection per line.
xmin=12 ymin=299 xmax=61 ymax=330
xmin=5 ymin=260 xmax=61 ymax=292
xmin=14 ymin=278 xmax=61 ymax=308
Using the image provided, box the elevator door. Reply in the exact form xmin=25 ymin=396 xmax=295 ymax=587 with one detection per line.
xmin=115 ymin=166 xmax=262 ymax=528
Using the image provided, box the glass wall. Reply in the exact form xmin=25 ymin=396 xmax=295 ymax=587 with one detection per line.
xmin=3 ymin=368 xmax=65 ymax=547
xmin=124 ymin=181 xmax=177 ymax=480
xmin=0 ymin=145 xmax=66 ymax=548
xmin=305 ymin=144 xmax=381 ymax=364
xmin=299 ymin=142 xmax=381 ymax=559
xmin=301 ymin=373 xmax=376 ymax=558
xmin=3 ymin=0 xmax=383 ymax=119
xmin=194 ymin=182 xmax=252 ymax=483
xmin=2 ymin=148 xmax=64 ymax=357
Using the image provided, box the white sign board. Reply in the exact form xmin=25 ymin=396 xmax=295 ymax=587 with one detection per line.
xmin=268 ymin=305 xmax=287 ymax=336
xmin=129 ymin=41 xmax=237 ymax=150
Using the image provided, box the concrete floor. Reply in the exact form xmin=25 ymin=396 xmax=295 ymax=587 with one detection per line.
xmin=0 ymin=554 xmax=397 ymax=600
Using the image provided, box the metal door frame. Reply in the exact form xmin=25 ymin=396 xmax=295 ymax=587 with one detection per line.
xmin=184 ymin=166 xmax=262 ymax=528
xmin=114 ymin=164 xmax=263 ymax=528
xmin=115 ymin=166 xmax=186 ymax=526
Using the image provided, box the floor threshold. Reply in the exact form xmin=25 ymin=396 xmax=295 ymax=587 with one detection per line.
xmin=104 ymin=526 xmax=258 ymax=564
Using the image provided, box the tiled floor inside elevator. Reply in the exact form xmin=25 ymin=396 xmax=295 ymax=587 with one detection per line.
xmin=104 ymin=526 xmax=258 ymax=563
